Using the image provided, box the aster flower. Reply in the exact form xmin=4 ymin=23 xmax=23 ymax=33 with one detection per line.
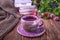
xmin=52 ymin=4 xmax=58 ymax=8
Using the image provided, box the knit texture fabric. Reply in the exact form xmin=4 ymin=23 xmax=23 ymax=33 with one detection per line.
xmin=0 ymin=0 xmax=20 ymax=40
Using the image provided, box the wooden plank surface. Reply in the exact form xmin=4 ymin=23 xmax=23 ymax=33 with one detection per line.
xmin=3 ymin=21 xmax=22 ymax=40
xmin=3 ymin=20 xmax=60 ymax=40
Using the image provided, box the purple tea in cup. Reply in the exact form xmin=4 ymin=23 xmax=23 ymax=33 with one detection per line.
xmin=21 ymin=15 xmax=41 ymax=32
xmin=23 ymin=16 xmax=37 ymax=21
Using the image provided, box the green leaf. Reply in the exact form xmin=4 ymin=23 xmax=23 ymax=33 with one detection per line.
xmin=36 ymin=0 xmax=60 ymax=16
xmin=53 ymin=8 xmax=60 ymax=15
xmin=43 ymin=15 xmax=46 ymax=19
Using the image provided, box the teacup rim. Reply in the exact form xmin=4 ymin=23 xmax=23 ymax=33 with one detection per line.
xmin=21 ymin=15 xmax=38 ymax=22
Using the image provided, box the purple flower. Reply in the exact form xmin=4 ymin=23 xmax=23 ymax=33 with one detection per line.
xmin=48 ymin=2 xmax=58 ymax=8
xmin=52 ymin=4 xmax=58 ymax=8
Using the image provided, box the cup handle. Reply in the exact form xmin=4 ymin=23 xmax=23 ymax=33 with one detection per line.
xmin=37 ymin=19 xmax=44 ymax=29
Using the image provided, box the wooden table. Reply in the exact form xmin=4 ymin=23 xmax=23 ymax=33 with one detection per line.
xmin=3 ymin=20 xmax=60 ymax=40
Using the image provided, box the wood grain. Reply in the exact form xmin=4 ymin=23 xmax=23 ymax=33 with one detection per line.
xmin=3 ymin=20 xmax=60 ymax=40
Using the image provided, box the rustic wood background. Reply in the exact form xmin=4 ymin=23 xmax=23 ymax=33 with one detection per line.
xmin=3 ymin=20 xmax=60 ymax=40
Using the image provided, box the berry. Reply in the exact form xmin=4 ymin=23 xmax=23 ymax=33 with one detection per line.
xmin=50 ymin=14 xmax=55 ymax=19
xmin=53 ymin=16 xmax=60 ymax=21
xmin=44 ymin=12 xmax=50 ymax=15
xmin=44 ymin=12 xmax=50 ymax=19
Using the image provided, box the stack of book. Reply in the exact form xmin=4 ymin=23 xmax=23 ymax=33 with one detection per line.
xmin=15 ymin=0 xmax=37 ymax=15
xmin=19 ymin=5 xmax=37 ymax=15
xmin=15 ymin=0 xmax=32 ymax=7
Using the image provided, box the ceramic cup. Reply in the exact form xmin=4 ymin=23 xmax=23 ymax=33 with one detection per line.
xmin=21 ymin=15 xmax=43 ymax=32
